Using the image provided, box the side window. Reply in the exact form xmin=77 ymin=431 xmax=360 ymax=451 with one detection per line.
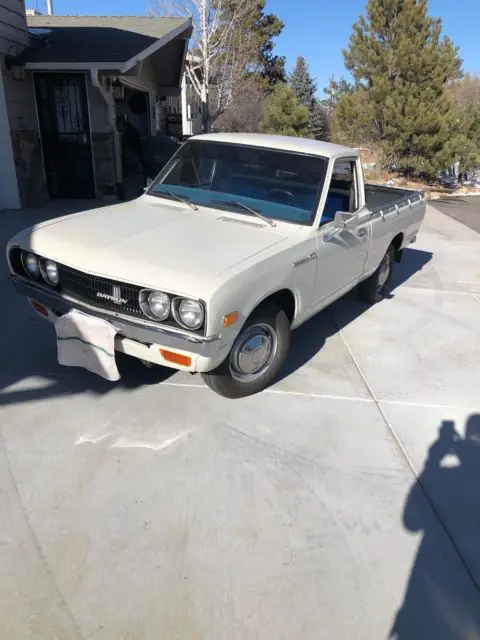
xmin=321 ymin=159 xmax=358 ymax=226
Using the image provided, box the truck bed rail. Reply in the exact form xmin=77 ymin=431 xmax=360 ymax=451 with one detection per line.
xmin=365 ymin=184 xmax=424 ymax=217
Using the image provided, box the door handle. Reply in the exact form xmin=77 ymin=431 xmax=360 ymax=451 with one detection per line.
xmin=357 ymin=227 xmax=368 ymax=238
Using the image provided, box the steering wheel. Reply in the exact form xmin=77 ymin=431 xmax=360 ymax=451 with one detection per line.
xmin=268 ymin=188 xmax=295 ymax=202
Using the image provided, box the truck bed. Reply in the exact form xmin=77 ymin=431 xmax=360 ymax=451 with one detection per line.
xmin=365 ymin=184 xmax=424 ymax=214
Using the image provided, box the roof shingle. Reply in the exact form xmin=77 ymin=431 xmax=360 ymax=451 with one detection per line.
xmin=21 ymin=15 xmax=191 ymax=66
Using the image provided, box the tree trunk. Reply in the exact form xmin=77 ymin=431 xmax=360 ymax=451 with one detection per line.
xmin=202 ymin=100 xmax=210 ymax=132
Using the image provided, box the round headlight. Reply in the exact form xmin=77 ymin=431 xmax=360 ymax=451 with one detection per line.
xmin=21 ymin=252 xmax=39 ymax=278
xmin=177 ymin=299 xmax=204 ymax=329
xmin=44 ymin=260 xmax=59 ymax=285
xmin=148 ymin=291 xmax=170 ymax=320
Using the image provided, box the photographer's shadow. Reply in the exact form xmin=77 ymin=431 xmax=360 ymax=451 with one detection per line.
xmin=391 ymin=416 xmax=480 ymax=639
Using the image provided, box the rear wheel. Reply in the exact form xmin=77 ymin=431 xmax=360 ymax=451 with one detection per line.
xmin=358 ymin=244 xmax=395 ymax=303
xmin=202 ymin=302 xmax=291 ymax=399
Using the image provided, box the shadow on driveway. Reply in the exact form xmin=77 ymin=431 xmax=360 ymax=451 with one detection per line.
xmin=390 ymin=415 xmax=480 ymax=639
xmin=1 ymin=201 xmax=174 ymax=407
xmin=276 ymin=247 xmax=432 ymax=383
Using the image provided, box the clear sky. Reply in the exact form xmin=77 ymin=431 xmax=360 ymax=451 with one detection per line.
xmin=27 ymin=0 xmax=480 ymax=94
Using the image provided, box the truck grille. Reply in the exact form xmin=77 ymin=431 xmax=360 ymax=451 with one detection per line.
xmin=57 ymin=264 xmax=143 ymax=318
xmin=9 ymin=245 xmax=206 ymax=335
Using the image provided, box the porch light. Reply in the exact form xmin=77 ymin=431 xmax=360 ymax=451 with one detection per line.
xmin=112 ymin=79 xmax=124 ymax=101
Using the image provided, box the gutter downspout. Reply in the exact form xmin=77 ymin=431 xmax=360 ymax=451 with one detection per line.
xmin=181 ymin=72 xmax=188 ymax=137
xmin=91 ymin=69 xmax=124 ymax=200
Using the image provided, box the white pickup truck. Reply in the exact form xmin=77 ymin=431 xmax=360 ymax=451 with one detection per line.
xmin=7 ymin=133 xmax=426 ymax=398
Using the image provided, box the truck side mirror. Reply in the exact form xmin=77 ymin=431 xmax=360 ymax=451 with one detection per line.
xmin=334 ymin=211 xmax=358 ymax=231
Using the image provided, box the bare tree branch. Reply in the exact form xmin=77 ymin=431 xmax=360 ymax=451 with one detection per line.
xmin=151 ymin=0 xmax=257 ymax=129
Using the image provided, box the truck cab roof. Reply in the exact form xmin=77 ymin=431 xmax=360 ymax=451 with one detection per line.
xmin=191 ymin=133 xmax=359 ymax=161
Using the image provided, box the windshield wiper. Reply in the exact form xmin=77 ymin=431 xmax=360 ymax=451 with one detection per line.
xmin=154 ymin=189 xmax=198 ymax=211
xmin=212 ymin=200 xmax=276 ymax=227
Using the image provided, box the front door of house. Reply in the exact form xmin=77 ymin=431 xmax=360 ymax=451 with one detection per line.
xmin=34 ymin=73 xmax=95 ymax=198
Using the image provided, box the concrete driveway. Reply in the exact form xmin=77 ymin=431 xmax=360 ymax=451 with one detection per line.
xmin=1 ymin=202 xmax=480 ymax=639
xmin=430 ymin=195 xmax=480 ymax=233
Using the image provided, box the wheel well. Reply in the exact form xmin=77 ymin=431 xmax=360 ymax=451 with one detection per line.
xmin=259 ymin=289 xmax=296 ymax=324
xmin=392 ymin=233 xmax=404 ymax=262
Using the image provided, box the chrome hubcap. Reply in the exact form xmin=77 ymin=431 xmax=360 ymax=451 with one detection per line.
xmin=229 ymin=323 xmax=278 ymax=383
xmin=378 ymin=253 xmax=391 ymax=290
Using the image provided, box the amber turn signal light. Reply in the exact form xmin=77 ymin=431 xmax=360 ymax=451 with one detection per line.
xmin=222 ymin=311 xmax=239 ymax=327
xmin=29 ymin=299 xmax=48 ymax=317
xmin=160 ymin=349 xmax=192 ymax=367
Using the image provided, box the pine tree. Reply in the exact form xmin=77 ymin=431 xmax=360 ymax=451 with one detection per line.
xmin=290 ymin=56 xmax=328 ymax=139
xmin=335 ymin=0 xmax=464 ymax=179
xmin=290 ymin=57 xmax=316 ymax=109
xmin=222 ymin=0 xmax=286 ymax=88
xmin=449 ymin=74 xmax=480 ymax=171
xmin=259 ymin=83 xmax=312 ymax=137
xmin=310 ymin=101 xmax=329 ymax=140
xmin=321 ymin=76 xmax=353 ymax=117
xmin=254 ymin=2 xmax=286 ymax=86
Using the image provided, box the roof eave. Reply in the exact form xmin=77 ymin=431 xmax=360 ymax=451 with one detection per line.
xmin=24 ymin=61 xmax=125 ymax=70
xmin=22 ymin=17 xmax=192 ymax=74
xmin=121 ymin=18 xmax=192 ymax=73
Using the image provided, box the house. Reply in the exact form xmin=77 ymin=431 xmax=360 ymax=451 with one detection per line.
xmin=0 ymin=0 xmax=27 ymax=209
xmin=1 ymin=8 xmax=193 ymax=208
xmin=167 ymin=53 xmax=203 ymax=138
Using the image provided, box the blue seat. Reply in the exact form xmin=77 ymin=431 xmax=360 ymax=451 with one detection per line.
xmin=322 ymin=194 xmax=349 ymax=223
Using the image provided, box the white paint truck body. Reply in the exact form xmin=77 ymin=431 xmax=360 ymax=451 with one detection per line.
xmin=7 ymin=133 xmax=426 ymax=398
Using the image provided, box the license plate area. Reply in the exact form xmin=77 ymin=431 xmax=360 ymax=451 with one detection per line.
xmin=55 ymin=309 xmax=120 ymax=381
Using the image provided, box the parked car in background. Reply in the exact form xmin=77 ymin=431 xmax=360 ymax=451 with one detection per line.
xmin=7 ymin=134 xmax=426 ymax=398
xmin=439 ymin=174 xmax=459 ymax=189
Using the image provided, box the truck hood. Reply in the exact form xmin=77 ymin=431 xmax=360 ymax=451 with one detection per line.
xmin=11 ymin=198 xmax=292 ymax=297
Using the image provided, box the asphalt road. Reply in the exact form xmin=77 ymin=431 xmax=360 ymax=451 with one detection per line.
xmin=1 ymin=203 xmax=480 ymax=639
xmin=430 ymin=195 xmax=480 ymax=233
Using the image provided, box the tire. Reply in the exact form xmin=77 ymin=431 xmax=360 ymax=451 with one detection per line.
xmin=358 ymin=244 xmax=395 ymax=304
xmin=201 ymin=302 xmax=291 ymax=399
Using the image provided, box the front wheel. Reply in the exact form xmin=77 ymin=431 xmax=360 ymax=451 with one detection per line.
xmin=358 ymin=244 xmax=395 ymax=303
xmin=202 ymin=302 xmax=291 ymax=399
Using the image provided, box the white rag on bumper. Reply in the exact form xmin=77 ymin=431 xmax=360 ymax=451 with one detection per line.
xmin=55 ymin=309 xmax=120 ymax=381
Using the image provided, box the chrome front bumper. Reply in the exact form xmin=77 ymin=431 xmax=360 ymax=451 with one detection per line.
xmin=10 ymin=275 xmax=227 ymax=372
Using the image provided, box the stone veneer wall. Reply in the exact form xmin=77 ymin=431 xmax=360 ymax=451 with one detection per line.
xmin=10 ymin=129 xmax=48 ymax=206
xmin=92 ymin=133 xmax=117 ymax=197
xmin=12 ymin=130 xmax=117 ymax=203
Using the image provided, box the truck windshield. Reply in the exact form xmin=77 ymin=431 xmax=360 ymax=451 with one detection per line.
xmin=148 ymin=141 xmax=328 ymax=226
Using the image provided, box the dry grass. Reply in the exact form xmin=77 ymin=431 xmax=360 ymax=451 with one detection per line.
xmin=363 ymin=170 xmax=480 ymax=200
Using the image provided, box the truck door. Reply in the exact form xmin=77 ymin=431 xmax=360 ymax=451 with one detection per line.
xmin=311 ymin=158 xmax=370 ymax=308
